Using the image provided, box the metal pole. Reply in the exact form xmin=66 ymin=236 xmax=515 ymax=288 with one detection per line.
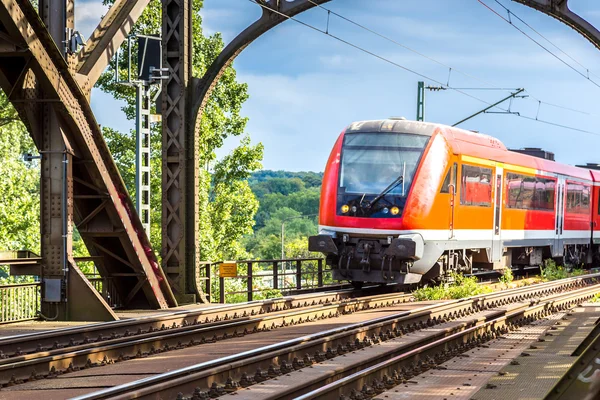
xmin=453 ymin=89 xmax=525 ymax=127
xmin=135 ymin=83 xmax=151 ymax=237
xmin=281 ymin=222 xmax=285 ymax=260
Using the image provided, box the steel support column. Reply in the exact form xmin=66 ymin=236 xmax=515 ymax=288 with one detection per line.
xmin=161 ymin=0 xmax=197 ymax=303
xmin=38 ymin=0 xmax=113 ymax=321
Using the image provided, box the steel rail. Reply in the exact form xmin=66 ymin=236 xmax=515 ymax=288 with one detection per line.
xmin=71 ymin=275 xmax=599 ymax=400
xmin=0 ymin=290 xmax=418 ymax=387
xmin=75 ymin=301 xmax=524 ymax=400
xmin=0 ymin=268 xmax=538 ymax=358
xmin=288 ymin=285 xmax=600 ymax=400
xmin=0 ymin=287 xmax=406 ymax=357
xmin=295 ymin=285 xmax=599 ymax=400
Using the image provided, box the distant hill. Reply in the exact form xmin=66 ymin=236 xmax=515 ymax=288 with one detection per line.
xmin=248 ymin=170 xmax=323 ymax=229
xmin=249 ymin=170 xmax=323 ymax=198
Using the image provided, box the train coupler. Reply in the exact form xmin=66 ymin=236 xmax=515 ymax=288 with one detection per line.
xmin=361 ymin=243 xmax=372 ymax=272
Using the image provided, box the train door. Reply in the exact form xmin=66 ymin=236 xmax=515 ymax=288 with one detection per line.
xmin=492 ymin=166 xmax=503 ymax=261
xmin=554 ymin=176 xmax=566 ymax=257
xmin=448 ymin=163 xmax=457 ymax=239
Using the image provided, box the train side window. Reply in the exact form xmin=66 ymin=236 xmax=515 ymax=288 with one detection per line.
xmin=567 ymin=183 xmax=591 ymax=214
xmin=506 ymin=173 xmax=555 ymax=211
xmin=440 ymin=163 xmax=457 ymax=193
xmin=460 ymin=164 xmax=492 ymax=206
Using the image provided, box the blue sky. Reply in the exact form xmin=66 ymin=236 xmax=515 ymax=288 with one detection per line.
xmin=78 ymin=1 xmax=600 ymax=172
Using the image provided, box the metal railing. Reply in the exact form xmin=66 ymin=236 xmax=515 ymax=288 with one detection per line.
xmin=0 ymin=258 xmax=332 ymax=320
xmin=0 ymin=282 xmax=41 ymax=324
xmin=200 ymin=258 xmax=333 ymax=304
xmin=87 ymin=276 xmax=122 ymax=309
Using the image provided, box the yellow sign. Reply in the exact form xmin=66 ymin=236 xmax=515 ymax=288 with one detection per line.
xmin=219 ymin=261 xmax=237 ymax=278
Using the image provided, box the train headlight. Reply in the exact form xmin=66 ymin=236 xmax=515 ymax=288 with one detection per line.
xmin=391 ymin=206 xmax=400 ymax=215
xmin=341 ymin=204 xmax=350 ymax=213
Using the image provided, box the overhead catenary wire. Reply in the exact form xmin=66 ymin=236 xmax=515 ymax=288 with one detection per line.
xmin=492 ymin=0 xmax=600 ymax=83
xmin=306 ymin=0 xmax=596 ymax=117
xmin=478 ymin=0 xmax=600 ymax=90
xmin=248 ymin=0 xmax=600 ymax=137
xmin=247 ymin=0 xmax=495 ymax=107
xmin=306 ymin=0 xmax=502 ymax=90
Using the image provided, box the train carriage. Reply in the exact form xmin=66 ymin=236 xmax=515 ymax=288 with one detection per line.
xmin=309 ymin=118 xmax=597 ymax=286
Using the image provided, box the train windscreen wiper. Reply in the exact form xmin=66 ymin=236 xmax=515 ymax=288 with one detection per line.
xmin=368 ymin=174 xmax=404 ymax=209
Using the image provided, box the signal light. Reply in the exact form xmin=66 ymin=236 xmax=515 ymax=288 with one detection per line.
xmin=341 ymin=204 xmax=350 ymax=213
xmin=391 ymin=206 xmax=400 ymax=215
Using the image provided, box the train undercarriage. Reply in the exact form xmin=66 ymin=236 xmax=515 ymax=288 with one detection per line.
xmin=310 ymin=233 xmax=595 ymax=288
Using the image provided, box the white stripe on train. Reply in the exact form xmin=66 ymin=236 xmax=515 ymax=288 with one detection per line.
xmin=319 ymin=225 xmax=593 ymax=242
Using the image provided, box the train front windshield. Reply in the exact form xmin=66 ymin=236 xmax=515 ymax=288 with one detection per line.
xmin=340 ymin=132 xmax=429 ymax=195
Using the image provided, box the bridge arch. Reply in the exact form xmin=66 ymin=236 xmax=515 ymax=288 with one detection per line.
xmin=192 ymin=0 xmax=600 ymax=125
xmin=173 ymin=0 xmax=599 ymax=297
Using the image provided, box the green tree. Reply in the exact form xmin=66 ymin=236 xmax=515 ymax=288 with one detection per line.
xmin=0 ymin=102 xmax=40 ymax=284
xmin=99 ymin=0 xmax=263 ymax=261
xmin=0 ymin=110 xmax=40 ymax=254
xmin=245 ymin=208 xmax=318 ymax=260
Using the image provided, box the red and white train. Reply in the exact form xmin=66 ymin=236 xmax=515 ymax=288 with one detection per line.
xmin=308 ymin=118 xmax=600 ymax=286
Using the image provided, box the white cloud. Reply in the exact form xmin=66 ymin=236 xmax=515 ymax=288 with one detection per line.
xmin=75 ymin=1 xmax=108 ymax=39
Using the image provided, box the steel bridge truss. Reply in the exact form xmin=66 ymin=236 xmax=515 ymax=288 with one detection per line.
xmin=0 ymin=0 xmax=176 ymax=317
xmin=0 ymin=0 xmax=597 ymax=318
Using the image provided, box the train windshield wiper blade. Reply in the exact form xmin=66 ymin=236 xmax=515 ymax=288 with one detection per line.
xmin=368 ymin=175 xmax=404 ymax=208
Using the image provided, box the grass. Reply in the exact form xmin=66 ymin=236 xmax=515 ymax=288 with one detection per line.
xmin=540 ymin=259 xmax=586 ymax=281
xmin=540 ymin=259 xmax=568 ymax=281
xmin=499 ymin=267 xmax=514 ymax=289
xmin=413 ymin=272 xmax=493 ymax=301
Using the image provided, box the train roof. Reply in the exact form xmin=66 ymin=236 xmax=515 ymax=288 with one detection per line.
xmin=344 ymin=119 xmax=593 ymax=182
xmin=443 ymin=124 xmax=592 ymax=182
xmin=346 ymin=119 xmax=440 ymax=137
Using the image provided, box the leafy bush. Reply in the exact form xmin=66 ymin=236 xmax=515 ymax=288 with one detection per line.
xmin=413 ymin=272 xmax=493 ymax=301
xmin=499 ymin=267 xmax=514 ymax=288
xmin=541 ymin=259 xmax=568 ymax=281
xmin=259 ymin=288 xmax=283 ymax=299
xmin=571 ymin=268 xmax=586 ymax=277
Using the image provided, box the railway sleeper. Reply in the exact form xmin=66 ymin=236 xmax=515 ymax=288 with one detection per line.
xmin=185 ymin=293 xmax=595 ymax=399
xmin=0 ymin=281 xmax=593 ymax=391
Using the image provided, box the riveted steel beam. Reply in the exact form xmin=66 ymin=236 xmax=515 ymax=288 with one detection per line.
xmin=161 ymin=0 xmax=198 ymax=303
xmin=513 ymin=0 xmax=600 ymax=51
xmin=76 ymin=0 xmax=151 ymax=94
xmin=0 ymin=0 xmax=177 ymax=310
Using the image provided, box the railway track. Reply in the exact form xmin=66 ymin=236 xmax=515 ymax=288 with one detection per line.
xmin=0 ymin=288 xmax=415 ymax=387
xmin=69 ymin=273 xmax=600 ymax=400
xmin=0 ymin=288 xmax=392 ymax=358
xmin=296 ymin=286 xmax=598 ymax=400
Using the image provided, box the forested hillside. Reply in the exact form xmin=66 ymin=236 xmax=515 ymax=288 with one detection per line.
xmin=244 ymin=171 xmax=323 ymax=260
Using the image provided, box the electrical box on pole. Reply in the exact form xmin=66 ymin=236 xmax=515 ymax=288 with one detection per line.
xmin=417 ymin=81 xmax=425 ymax=122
